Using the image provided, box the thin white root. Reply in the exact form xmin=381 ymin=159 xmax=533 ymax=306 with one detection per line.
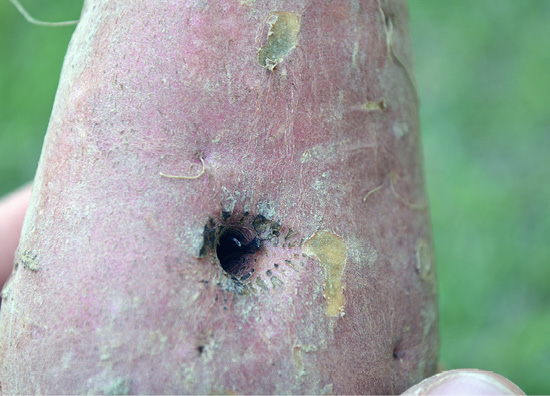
xmin=10 ymin=0 xmax=79 ymax=27
xmin=377 ymin=0 xmax=419 ymax=103
xmin=363 ymin=173 xmax=427 ymax=211
xmin=160 ymin=157 xmax=206 ymax=180
xmin=391 ymin=43 xmax=420 ymax=104
xmin=378 ymin=1 xmax=393 ymax=63
xmin=363 ymin=183 xmax=384 ymax=202
xmin=389 ymin=173 xmax=427 ymax=211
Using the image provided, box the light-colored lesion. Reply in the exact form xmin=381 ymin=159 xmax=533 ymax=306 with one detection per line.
xmin=302 ymin=230 xmax=347 ymax=317
xmin=258 ymin=11 xmax=301 ymax=71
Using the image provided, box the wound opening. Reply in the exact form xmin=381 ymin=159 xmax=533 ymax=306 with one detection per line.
xmin=392 ymin=340 xmax=406 ymax=361
xmin=216 ymin=227 xmax=261 ymax=278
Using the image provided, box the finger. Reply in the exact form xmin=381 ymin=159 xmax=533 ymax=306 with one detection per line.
xmin=0 ymin=182 xmax=32 ymax=289
xmin=402 ymin=369 xmax=525 ymax=395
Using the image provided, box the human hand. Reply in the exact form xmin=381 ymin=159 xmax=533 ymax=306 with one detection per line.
xmin=402 ymin=369 xmax=525 ymax=395
xmin=0 ymin=183 xmax=32 ymax=289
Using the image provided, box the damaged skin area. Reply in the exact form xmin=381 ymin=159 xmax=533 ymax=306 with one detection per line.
xmin=258 ymin=11 xmax=301 ymax=70
xmin=200 ymin=210 xmax=309 ymax=296
xmin=302 ymin=230 xmax=347 ymax=317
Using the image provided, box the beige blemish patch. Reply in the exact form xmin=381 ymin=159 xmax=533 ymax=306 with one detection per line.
xmin=322 ymin=384 xmax=334 ymax=395
xmin=255 ymin=277 xmax=268 ymax=291
xmin=416 ymin=238 xmax=437 ymax=295
xmin=292 ymin=342 xmax=317 ymax=376
xmin=20 ymin=250 xmax=39 ymax=271
xmin=293 ymin=346 xmax=305 ymax=374
xmin=258 ymin=11 xmax=301 ymax=70
xmin=392 ymin=121 xmax=409 ymax=138
xmin=416 ymin=238 xmax=432 ymax=279
xmin=302 ymin=230 xmax=347 ymax=316
xmin=352 ymin=41 xmax=359 ymax=69
xmin=363 ymin=99 xmax=387 ymax=112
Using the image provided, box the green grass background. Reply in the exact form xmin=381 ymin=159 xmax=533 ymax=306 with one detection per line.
xmin=1 ymin=1 xmax=549 ymax=393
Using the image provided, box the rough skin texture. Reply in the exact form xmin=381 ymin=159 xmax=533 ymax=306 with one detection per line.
xmin=0 ymin=0 xmax=438 ymax=394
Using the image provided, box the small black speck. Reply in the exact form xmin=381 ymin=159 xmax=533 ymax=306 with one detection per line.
xmin=271 ymin=222 xmax=281 ymax=236
xmin=274 ymin=263 xmax=279 ymax=268
xmin=240 ymin=211 xmax=250 ymax=222
xmin=197 ymin=345 xmax=204 ymax=355
xmin=221 ymin=210 xmax=231 ymax=221
xmin=223 ymin=306 xmax=227 ymax=310
xmin=266 ymin=269 xmax=272 ymax=276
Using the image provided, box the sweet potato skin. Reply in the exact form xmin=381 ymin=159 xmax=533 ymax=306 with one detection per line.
xmin=0 ymin=0 xmax=438 ymax=394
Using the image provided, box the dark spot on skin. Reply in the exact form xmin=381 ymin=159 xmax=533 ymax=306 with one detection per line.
xmin=241 ymin=268 xmax=254 ymax=281
xmin=221 ymin=210 xmax=231 ymax=221
xmin=200 ymin=210 xmax=288 ymax=294
xmin=392 ymin=340 xmax=405 ymax=360
xmin=197 ymin=345 xmax=204 ymax=355
xmin=240 ymin=211 xmax=250 ymax=222
xmin=266 ymin=269 xmax=272 ymax=276
xmin=216 ymin=227 xmax=261 ymax=277
xmin=271 ymin=222 xmax=281 ymax=237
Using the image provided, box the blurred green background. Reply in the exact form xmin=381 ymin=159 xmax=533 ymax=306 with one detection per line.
xmin=410 ymin=1 xmax=550 ymax=394
xmin=0 ymin=1 xmax=549 ymax=393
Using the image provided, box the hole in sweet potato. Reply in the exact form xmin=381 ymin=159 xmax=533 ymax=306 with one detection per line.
xmin=216 ymin=227 xmax=261 ymax=277
xmin=392 ymin=342 xmax=406 ymax=360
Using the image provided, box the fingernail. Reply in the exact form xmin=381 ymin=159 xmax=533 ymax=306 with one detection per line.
xmin=405 ymin=369 xmax=525 ymax=395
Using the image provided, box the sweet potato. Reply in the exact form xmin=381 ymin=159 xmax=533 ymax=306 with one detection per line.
xmin=0 ymin=0 xmax=438 ymax=393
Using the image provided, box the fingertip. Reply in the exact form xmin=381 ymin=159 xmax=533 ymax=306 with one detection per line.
xmin=0 ymin=182 xmax=33 ymax=288
xmin=402 ymin=369 xmax=525 ymax=395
